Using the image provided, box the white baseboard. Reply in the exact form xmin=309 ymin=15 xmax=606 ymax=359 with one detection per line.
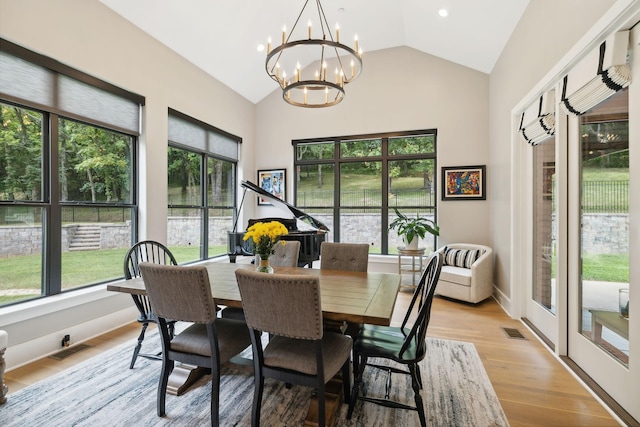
xmin=493 ymin=286 xmax=513 ymax=318
xmin=5 ymin=306 xmax=137 ymax=371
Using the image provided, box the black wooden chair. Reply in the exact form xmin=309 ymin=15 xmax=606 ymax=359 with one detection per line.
xmin=139 ymin=263 xmax=251 ymax=425
xmin=235 ymin=269 xmax=352 ymax=427
xmin=123 ymin=240 xmax=178 ymax=369
xmin=347 ymin=252 xmax=443 ymax=427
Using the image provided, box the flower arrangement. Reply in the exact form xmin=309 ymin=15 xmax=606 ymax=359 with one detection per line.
xmin=243 ymin=221 xmax=289 ymax=259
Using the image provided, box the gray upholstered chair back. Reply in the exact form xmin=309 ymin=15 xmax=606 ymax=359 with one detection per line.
xmin=270 ymin=240 xmax=300 ymax=267
xmin=235 ymin=269 xmax=323 ymax=340
xmin=139 ymin=263 xmax=217 ymax=324
xmin=254 ymin=240 xmax=301 ymax=267
xmin=320 ymin=242 xmax=369 ymax=272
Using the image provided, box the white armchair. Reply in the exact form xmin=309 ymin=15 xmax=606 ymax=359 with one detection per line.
xmin=435 ymin=243 xmax=493 ymax=303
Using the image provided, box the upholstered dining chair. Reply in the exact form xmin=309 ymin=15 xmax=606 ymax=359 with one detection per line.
xmin=256 ymin=240 xmax=300 ymax=267
xmin=123 ymin=240 xmax=178 ymax=369
xmin=222 ymin=240 xmax=301 ymax=322
xmin=320 ymin=242 xmax=369 ymax=336
xmin=235 ymin=269 xmax=352 ymax=427
xmin=320 ymin=242 xmax=369 ymax=272
xmin=347 ymin=252 xmax=443 ymax=427
xmin=139 ymin=263 xmax=251 ymax=426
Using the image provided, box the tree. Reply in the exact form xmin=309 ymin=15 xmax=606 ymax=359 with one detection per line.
xmin=0 ymin=105 xmax=43 ymax=201
xmin=59 ymin=119 xmax=130 ymax=202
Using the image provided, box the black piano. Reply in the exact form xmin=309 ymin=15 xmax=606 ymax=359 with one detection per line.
xmin=227 ymin=180 xmax=328 ymax=267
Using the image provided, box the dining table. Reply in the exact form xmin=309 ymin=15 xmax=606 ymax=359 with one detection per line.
xmin=107 ymin=260 xmax=401 ymax=426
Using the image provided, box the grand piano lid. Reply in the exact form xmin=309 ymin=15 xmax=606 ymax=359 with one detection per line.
xmin=241 ymin=180 xmax=329 ymax=232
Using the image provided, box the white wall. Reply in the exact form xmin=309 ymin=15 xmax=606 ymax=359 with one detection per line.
xmin=488 ymin=0 xmax=617 ymax=302
xmin=0 ymin=0 xmax=255 ymax=368
xmin=255 ymin=46 xmax=491 ymax=247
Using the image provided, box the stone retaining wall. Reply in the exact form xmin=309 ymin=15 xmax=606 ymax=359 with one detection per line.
xmin=0 ymin=214 xmax=629 ymax=258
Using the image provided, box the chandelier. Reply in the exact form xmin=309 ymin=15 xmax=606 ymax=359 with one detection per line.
xmin=265 ymin=0 xmax=363 ymax=108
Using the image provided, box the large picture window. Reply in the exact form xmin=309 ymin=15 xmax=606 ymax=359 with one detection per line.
xmin=167 ymin=110 xmax=239 ymax=263
xmin=0 ymin=41 xmax=142 ymax=307
xmin=293 ymin=130 xmax=437 ymax=254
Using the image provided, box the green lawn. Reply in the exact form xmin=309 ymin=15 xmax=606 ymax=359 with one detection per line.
xmin=0 ymin=245 xmax=224 ymax=305
xmin=581 ymin=253 xmax=629 ymax=282
xmin=582 ymin=167 xmax=628 ymax=181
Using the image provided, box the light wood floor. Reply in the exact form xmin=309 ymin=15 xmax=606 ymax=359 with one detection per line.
xmin=4 ymin=293 xmax=619 ymax=426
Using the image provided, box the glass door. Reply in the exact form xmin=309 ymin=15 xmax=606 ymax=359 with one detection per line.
xmin=528 ymin=134 xmax=558 ymax=343
xmin=568 ymin=88 xmax=636 ymax=418
xmin=578 ymin=90 xmax=629 ymax=366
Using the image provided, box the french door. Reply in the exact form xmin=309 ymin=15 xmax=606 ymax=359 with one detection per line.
xmin=567 ymin=85 xmax=637 ymax=420
xmin=522 ymin=12 xmax=639 ymax=422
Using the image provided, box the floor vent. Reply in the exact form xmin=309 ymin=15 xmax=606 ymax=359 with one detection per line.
xmin=502 ymin=327 xmax=527 ymax=340
xmin=49 ymin=343 xmax=91 ymax=360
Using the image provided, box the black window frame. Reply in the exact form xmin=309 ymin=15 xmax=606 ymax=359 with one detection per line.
xmin=0 ymin=40 xmax=142 ymax=306
xmin=167 ymin=110 xmax=240 ymax=261
xmin=293 ymin=129 xmax=438 ymax=254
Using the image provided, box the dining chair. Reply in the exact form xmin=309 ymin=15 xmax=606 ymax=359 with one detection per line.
xmin=222 ymin=240 xmax=301 ymax=322
xmin=123 ymin=240 xmax=178 ymax=369
xmin=320 ymin=242 xmax=369 ymax=337
xmin=234 ymin=269 xmax=352 ymax=427
xmin=139 ymin=263 xmax=251 ymax=426
xmin=347 ymin=252 xmax=443 ymax=427
xmin=320 ymin=242 xmax=369 ymax=272
xmin=263 ymin=239 xmax=300 ymax=267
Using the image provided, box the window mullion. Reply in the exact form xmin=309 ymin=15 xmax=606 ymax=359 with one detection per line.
xmin=201 ymin=154 xmax=208 ymax=259
xmin=46 ymin=114 xmax=62 ymax=295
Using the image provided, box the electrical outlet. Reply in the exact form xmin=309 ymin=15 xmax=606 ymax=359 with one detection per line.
xmin=61 ymin=334 xmax=70 ymax=347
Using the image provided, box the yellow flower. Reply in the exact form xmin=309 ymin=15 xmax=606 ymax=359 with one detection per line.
xmin=243 ymin=221 xmax=289 ymax=258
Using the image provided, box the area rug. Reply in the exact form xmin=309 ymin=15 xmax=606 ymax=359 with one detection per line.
xmin=0 ymin=333 xmax=508 ymax=426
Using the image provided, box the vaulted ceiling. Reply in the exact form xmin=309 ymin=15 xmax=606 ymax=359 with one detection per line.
xmin=100 ymin=0 xmax=529 ymax=104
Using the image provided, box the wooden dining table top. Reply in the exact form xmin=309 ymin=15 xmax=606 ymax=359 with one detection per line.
xmin=107 ymin=261 xmax=401 ymax=326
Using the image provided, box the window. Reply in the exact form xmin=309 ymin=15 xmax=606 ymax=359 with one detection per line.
xmin=167 ymin=110 xmax=240 ymax=263
xmin=0 ymin=41 xmax=142 ymax=307
xmin=293 ymin=130 xmax=437 ymax=254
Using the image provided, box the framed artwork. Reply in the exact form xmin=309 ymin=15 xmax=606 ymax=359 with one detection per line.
xmin=441 ymin=165 xmax=486 ymax=201
xmin=257 ymin=169 xmax=286 ymax=205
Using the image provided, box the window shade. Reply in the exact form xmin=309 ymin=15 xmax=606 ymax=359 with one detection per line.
xmin=168 ymin=112 xmax=240 ymax=161
xmin=519 ymin=89 xmax=556 ymax=146
xmin=0 ymin=49 xmax=142 ymax=135
xmin=561 ymin=31 xmax=631 ymax=116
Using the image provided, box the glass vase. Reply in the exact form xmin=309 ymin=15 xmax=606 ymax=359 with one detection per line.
xmin=256 ymin=256 xmax=274 ymax=274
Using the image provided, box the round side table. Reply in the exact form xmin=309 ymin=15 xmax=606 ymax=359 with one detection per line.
xmin=397 ymin=247 xmax=426 ymax=290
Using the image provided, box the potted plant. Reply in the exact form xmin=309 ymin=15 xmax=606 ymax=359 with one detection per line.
xmin=388 ymin=208 xmax=440 ymax=249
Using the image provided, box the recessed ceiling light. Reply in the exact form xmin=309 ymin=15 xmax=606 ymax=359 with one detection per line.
xmin=257 ymin=44 xmax=265 ymax=52
xmin=438 ymin=8 xmax=448 ymax=17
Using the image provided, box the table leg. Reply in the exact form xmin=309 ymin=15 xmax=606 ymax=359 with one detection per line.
xmin=591 ymin=317 xmax=603 ymax=344
xmin=166 ymin=364 xmax=208 ymax=396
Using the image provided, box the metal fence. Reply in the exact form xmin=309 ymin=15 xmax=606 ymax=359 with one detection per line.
xmin=297 ymin=188 xmax=436 ymax=208
xmin=61 ymin=207 xmax=131 ymax=223
xmin=51 ymin=181 xmax=627 ymax=223
xmin=582 ymin=181 xmax=628 ymax=213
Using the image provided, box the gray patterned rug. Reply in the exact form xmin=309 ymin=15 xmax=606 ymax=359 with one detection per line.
xmin=1 ymin=332 xmax=508 ymax=426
